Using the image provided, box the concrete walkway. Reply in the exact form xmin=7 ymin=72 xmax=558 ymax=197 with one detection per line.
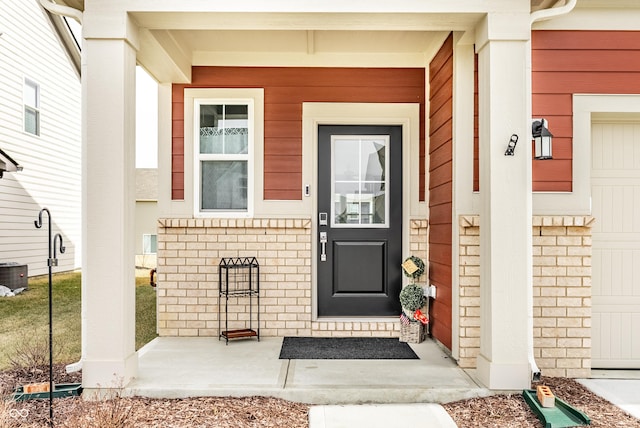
xmin=126 ymin=336 xmax=488 ymax=406
xmin=309 ymin=404 xmax=458 ymax=428
xmin=578 ymin=370 xmax=640 ymax=420
xmin=124 ymin=337 xmax=640 ymax=427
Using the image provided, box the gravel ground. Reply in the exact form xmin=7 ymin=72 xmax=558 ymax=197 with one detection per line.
xmin=2 ymin=366 xmax=639 ymax=427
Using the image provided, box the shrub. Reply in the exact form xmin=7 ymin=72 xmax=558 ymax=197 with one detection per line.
xmin=399 ymin=283 xmax=426 ymax=312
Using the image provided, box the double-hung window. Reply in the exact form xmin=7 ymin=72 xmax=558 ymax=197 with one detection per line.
xmin=24 ymin=78 xmax=40 ymax=136
xmin=195 ymin=99 xmax=253 ymax=216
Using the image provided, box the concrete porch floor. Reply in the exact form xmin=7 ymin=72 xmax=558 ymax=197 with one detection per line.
xmin=124 ymin=337 xmax=491 ymax=404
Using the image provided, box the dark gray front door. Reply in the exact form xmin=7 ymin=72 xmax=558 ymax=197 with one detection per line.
xmin=317 ymin=125 xmax=403 ymax=317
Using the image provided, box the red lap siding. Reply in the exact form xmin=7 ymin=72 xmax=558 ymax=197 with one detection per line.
xmin=473 ymin=31 xmax=640 ymax=192
xmin=172 ymin=67 xmax=425 ymax=200
xmin=429 ymin=34 xmax=454 ymax=351
xmin=532 ymin=30 xmax=640 ymax=191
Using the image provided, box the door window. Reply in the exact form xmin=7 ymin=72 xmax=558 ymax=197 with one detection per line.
xmin=331 ymin=135 xmax=389 ymax=228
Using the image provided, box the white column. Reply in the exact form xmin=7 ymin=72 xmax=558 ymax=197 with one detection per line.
xmin=475 ymin=13 xmax=533 ymax=390
xmin=81 ymin=36 xmax=138 ymax=387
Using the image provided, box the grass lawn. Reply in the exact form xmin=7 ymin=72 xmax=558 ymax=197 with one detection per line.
xmin=0 ymin=271 xmax=157 ymax=370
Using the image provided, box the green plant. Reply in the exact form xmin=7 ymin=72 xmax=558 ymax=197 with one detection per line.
xmin=399 ymin=283 xmax=426 ymax=312
xmin=401 ymin=255 xmax=425 ymax=280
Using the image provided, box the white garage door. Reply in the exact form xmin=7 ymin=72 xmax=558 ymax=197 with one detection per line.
xmin=591 ymin=119 xmax=640 ymax=369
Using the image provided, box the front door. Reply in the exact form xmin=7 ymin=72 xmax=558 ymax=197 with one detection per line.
xmin=317 ymin=125 xmax=403 ymax=317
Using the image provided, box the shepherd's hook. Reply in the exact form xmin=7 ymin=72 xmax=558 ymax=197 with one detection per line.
xmin=34 ymin=208 xmax=65 ymax=427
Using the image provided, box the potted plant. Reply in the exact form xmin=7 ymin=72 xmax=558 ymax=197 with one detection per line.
xmin=399 ymin=256 xmax=428 ymax=343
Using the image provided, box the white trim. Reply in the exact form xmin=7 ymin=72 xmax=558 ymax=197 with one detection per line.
xmin=302 ymin=102 xmax=424 ymax=321
xmin=193 ymin=98 xmax=254 ymax=217
xmin=183 ymin=88 xmax=264 ymax=218
xmin=533 ymin=94 xmax=640 ymax=216
xmin=533 ymin=8 xmax=640 ymax=31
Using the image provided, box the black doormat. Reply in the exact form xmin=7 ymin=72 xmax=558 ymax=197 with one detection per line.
xmin=278 ymin=337 xmax=419 ymax=360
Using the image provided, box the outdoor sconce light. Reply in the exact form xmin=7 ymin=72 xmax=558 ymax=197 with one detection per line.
xmin=532 ymin=118 xmax=553 ymax=160
xmin=504 ymin=134 xmax=519 ymax=156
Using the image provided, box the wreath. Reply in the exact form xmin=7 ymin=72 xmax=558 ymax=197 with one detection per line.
xmin=401 ymin=255 xmax=425 ymax=280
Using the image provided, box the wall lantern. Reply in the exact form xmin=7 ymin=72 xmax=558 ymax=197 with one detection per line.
xmin=532 ymin=118 xmax=553 ymax=160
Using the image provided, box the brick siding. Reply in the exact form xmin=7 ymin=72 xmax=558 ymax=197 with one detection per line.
xmin=156 ymin=218 xmax=429 ymax=338
xmin=458 ymin=215 xmax=594 ymax=378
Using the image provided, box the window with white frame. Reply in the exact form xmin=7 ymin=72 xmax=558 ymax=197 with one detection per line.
xmin=142 ymin=234 xmax=157 ymax=254
xmin=24 ymin=78 xmax=40 ymax=136
xmin=194 ymin=99 xmax=253 ymax=215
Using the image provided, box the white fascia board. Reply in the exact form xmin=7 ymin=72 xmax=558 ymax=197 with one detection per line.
xmin=193 ymin=51 xmax=429 ymax=68
xmin=130 ymin=12 xmax=482 ymax=32
xmin=533 ymin=8 xmax=640 ymax=30
xmin=95 ymin=0 xmax=527 ymax=15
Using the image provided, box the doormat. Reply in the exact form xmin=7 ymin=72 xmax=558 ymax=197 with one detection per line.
xmin=278 ymin=337 xmax=419 ymax=360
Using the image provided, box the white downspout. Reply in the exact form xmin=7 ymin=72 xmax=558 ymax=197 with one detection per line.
xmin=39 ymin=0 xmax=83 ymax=24
xmin=527 ymin=0 xmax=577 ymax=382
xmin=530 ymin=0 xmax=577 ymax=24
xmin=39 ymin=0 xmax=83 ymax=373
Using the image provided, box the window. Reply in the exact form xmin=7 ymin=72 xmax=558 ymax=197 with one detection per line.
xmin=24 ymin=79 xmax=40 ymax=136
xmin=194 ymin=99 xmax=253 ymax=215
xmin=332 ymin=135 xmax=389 ymax=227
xmin=142 ymin=234 xmax=157 ymax=254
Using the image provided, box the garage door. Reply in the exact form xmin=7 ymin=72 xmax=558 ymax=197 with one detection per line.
xmin=591 ymin=119 xmax=640 ymax=369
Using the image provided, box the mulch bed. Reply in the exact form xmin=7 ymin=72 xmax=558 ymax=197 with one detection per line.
xmin=444 ymin=376 xmax=640 ymax=428
xmin=2 ymin=367 xmax=639 ymax=427
xmin=0 ymin=364 xmax=308 ymax=427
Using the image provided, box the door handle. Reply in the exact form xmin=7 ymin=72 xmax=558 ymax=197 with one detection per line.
xmin=320 ymin=232 xmax=327 ymax=262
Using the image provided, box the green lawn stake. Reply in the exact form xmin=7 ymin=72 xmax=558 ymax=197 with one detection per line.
xmin=12 ymin=383 xmax=83 ymax=401
xmin=522 ymin=389 xmax=591 ymax=428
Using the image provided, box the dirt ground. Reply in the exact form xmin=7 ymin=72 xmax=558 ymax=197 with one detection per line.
xmin=1 ymin=366 xmax=639 ymax=427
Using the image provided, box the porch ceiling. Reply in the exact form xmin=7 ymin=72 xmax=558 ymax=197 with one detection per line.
xmin=134 ymin=11 xmax=469 ymax=83
xmin=62 ymin=0 xmax=640 ymax=82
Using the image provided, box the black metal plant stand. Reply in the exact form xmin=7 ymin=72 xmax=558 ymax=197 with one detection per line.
xmin=34 ymin=208 xmax=65 ymax=428
xmin=218 ymin=257 xmax=260 ymax=344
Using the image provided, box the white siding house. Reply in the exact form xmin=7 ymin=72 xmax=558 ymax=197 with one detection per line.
xmin=0 ymin=0 xmax=81 ymax=276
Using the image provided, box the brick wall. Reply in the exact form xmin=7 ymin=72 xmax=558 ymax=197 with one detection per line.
xmin=156 ymin=218 xmax=313 ymax=337
xmin=157 ymin=218 xmax=429 ymax=338
xmin=458 ymin=216 xmax=481 ymax=368
xmin=457 ymin=215 xmax=594 ymax=378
